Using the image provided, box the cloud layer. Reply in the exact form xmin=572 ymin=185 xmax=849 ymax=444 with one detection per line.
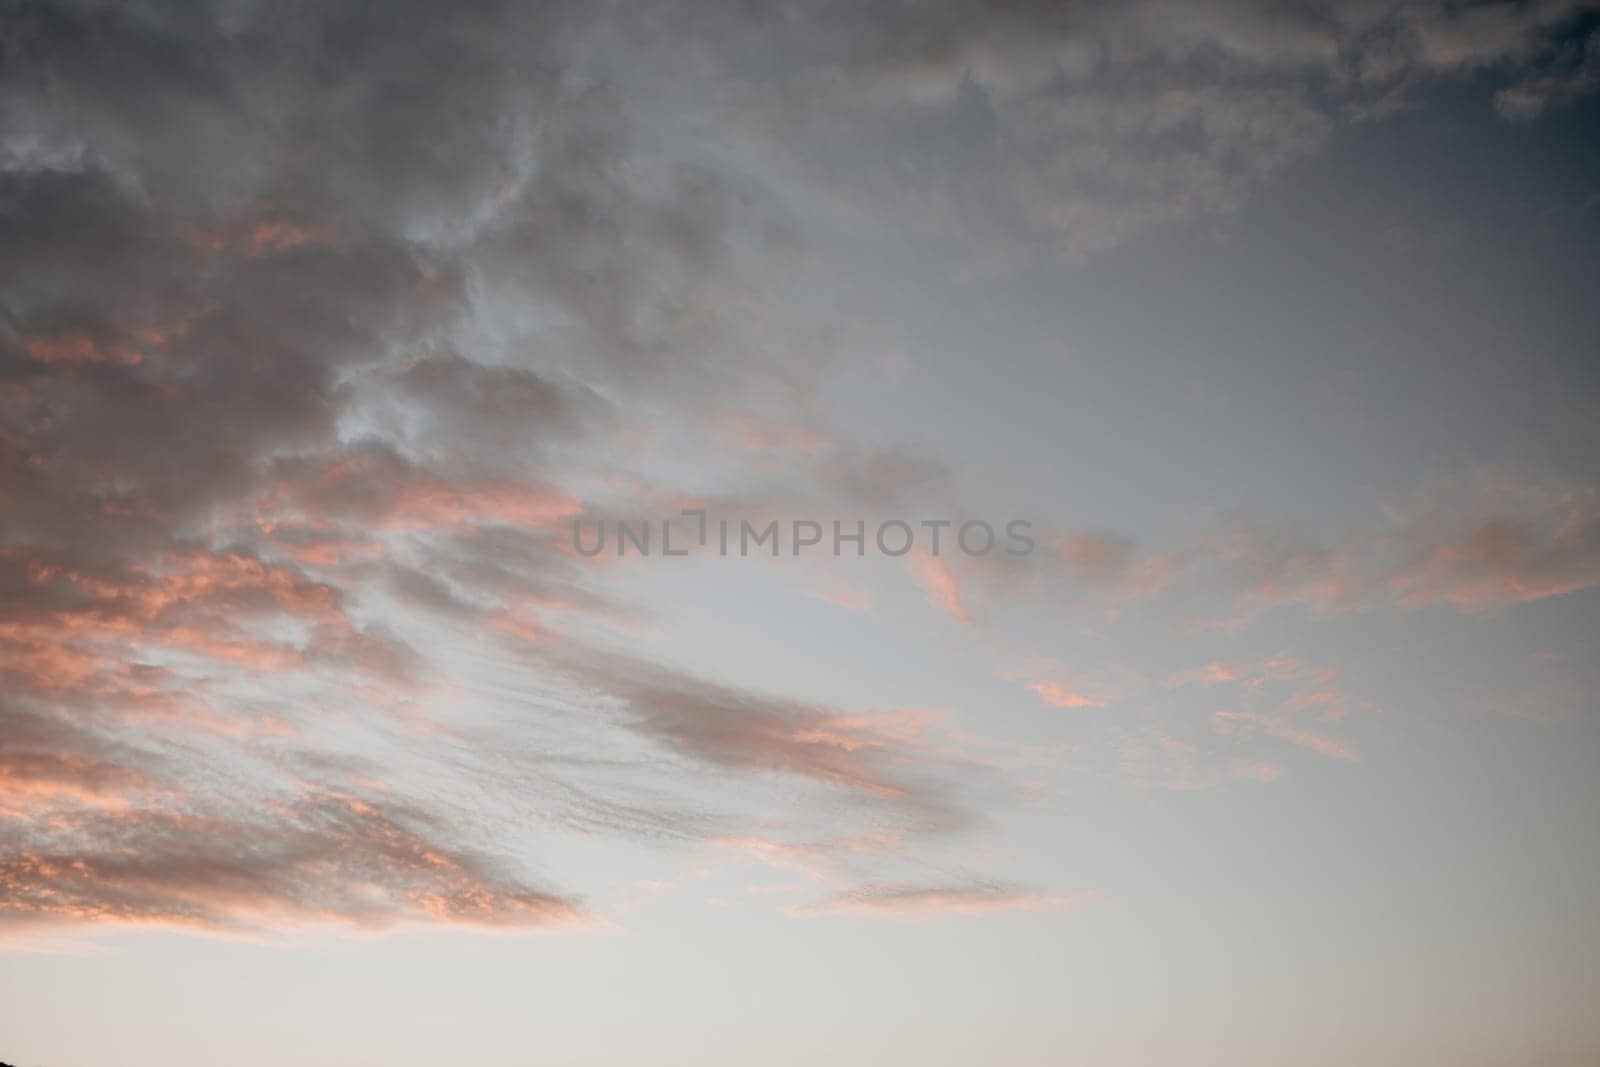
xmin=3 ymin=0 xmax=1597 ymax=941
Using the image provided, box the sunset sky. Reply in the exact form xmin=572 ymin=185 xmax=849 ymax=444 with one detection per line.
xmin=2 ymin=1 xmax=1599 ymax=1064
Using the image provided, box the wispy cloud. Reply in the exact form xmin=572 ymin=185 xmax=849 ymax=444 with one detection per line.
xmin=909 ymin=550 xmax=971 ymax=624
xmin=0 ymin=789 xmax=585 ymax=933
xmin=1028 ymin=679 xmax=1107 ymax=710
xmin=787 ymin=882 xmax=1092 ymax=919
xmin=2 ymin=0 xmax=1593 ymax=954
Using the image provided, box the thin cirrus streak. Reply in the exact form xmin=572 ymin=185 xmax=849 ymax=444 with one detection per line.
xmin=785 ymin=883 xmax=1095 ymax=919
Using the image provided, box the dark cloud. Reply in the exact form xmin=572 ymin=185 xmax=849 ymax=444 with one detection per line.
xmin=582 ymin=0 xmax=1600 ymax=258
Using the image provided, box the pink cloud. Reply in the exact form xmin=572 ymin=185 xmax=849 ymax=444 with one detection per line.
xmin=1028 ymin=679 xmax=1105 ymax=709
xmin=910 ymin=550 xmax=969 ymax=623
xmin=24 ymin=331 xmax=144 ymax=368
xmin=182 ymin=214 xmax=332 ymax=258
xmin=1212 ymin=710 xmax=1358 ymax=762
xmin=0 ymin=792 xmax=585 ymax=936
xmin=1388 ymin=507 xmax=1600 ymax=612
xmin=787 ymin=882 xmax=1092 ymax=918
xmin=1114 ymin=727 xmax=1288 ymax=791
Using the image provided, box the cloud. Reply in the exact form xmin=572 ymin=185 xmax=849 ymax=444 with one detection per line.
xmin=640 ymin=0 xmax=1600 ymax=259
xmin=555 ymin=651 xmax=987 ymax=835
xmin=3 ymin=0 xmax=1593 ymax=948
xmin=1385 ymin=483 xmax=1600 ymax=611
xmin=0 ymin=709 xmax=166 ymax=817
xmin=909 ymin=550 xmax=970 ymax=623
xmin=1 ymin=0 xmax=935 ymax=940
xmin=1028 ymin=653 xmax=1358 ymax=790
xmin=1171 ymin=655 xmax=1362 ymax=763
xmin=1494 ymin=18 xmax=1600 ymax=116
xmin=1018 ymin=474 xmax=1600 ymax=625
xmin=0 ymin=788 xmax=584 ymax=933
xmin=1212 ymin=710 xmax=1358 ymax=762
xmin=1227 ymin=475 xmax=1600 ymax=616
xmin=1 ymin=700 xmax=585 ymax=933
xmin=1112 ymin=727 xmax=1287 ymax=791
xmin=1029 ymin=679 xmax=1106 ymax=710
xmin=1165 ymin=655 xmax=1331 ymax=690
xmin=787 ymin=882 xmax=1090 ymax=918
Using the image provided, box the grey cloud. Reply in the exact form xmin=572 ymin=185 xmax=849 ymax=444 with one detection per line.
xmin=0 ymin=0 xmax=996 ymax=938
xmin=592 ymin=0 xmax=1599 ymax=258
xmin=8 ymin=0 xmax=1590 ymax=944
xmin=1493 ymin=18 xmax=1600 ymax=116
xmin=551 ymin=645 xmax=989 ymax=837
xmin=360 ymin=352 xmax=610 ymax=468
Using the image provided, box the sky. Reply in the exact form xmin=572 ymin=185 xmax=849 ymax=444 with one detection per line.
xmin=1 ymin=1 xmax=1599 ymax=1064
